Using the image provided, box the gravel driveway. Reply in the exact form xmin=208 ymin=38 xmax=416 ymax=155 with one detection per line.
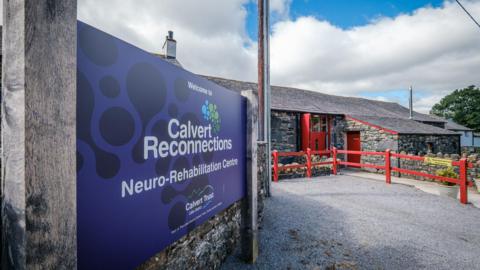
xmin=221 ymin=175 xmax=480 ymax=270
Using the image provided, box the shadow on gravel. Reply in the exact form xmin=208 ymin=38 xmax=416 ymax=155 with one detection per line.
xmin=221 ymin=181 xmax=423 ymax=270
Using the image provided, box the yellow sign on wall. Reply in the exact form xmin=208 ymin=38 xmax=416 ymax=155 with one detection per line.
xmin=424 ymin=157 xmax=453 ymax=167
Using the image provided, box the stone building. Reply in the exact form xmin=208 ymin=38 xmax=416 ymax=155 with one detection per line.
xmin=206 ymin=77 xmax=461 ymax=160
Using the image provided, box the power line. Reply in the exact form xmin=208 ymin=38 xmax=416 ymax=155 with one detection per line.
xmin=455 ymin=0 xmax=480 ymax=30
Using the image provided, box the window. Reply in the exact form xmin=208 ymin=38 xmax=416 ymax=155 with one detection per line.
xmin=311 ymin=115 xmax=327 ymax=132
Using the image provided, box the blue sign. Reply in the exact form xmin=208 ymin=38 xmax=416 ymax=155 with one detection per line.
xmin=77 ymin=21 xmax=246 ymax=269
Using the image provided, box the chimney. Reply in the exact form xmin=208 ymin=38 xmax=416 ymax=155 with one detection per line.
xmin=409 ymin=86 xmax=413 ymax=119
xmin=163 ymin=30 xmax=176 ymax=59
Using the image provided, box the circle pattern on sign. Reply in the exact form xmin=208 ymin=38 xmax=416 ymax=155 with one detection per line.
xmin=99 ymin=107 xmax=135 ymax=146
xmin=99 ymin=76 xmax=120 ymax=98
xmin=174 ymin=78 xmax=190 ymax=102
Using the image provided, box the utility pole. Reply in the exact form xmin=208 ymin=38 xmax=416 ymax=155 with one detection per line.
xmin=409 ymin=86 xmax=413 ymax=119
xmin=258 ymin=0 xmax=271 ymax=197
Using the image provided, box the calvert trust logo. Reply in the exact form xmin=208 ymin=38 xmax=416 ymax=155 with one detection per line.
xmin=185 ymin=185 xmax=215 ymax=216
xmin=202 ymin=100 xmax=221 ymax=134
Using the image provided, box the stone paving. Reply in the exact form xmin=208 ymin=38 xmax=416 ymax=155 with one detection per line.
xmin=222 ymin=175 xmax=480 ymax=270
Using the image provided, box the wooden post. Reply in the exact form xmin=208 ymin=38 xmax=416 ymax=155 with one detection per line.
xmin=332 ymin=147 xmax=338 ymax=175
xmin=385 ymin=149 xmax=392 ymax=184
xmin=459 ymin=158 xmax=468 ymax=204
xmin=1 ymin=1 xmax=77 ymax=269
xmin=272 ymin=150 xmax=279 ymax=182
xmin=306 ymin=148 xmax=312 ymax=178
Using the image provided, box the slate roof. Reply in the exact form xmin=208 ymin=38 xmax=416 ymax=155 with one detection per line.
xmin=204 ymin=76 xmax=458 ymax=135
xmin=445 ymin=120 xmax=473 ymax=131
xmin=349 ymin=115 xmax=457 ymax=135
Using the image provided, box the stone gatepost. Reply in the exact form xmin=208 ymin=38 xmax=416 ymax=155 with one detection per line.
xmin=1 ymin=1 xmax=77 ymax=269
xmin=241 ymin=90 xmax=259 ymax=263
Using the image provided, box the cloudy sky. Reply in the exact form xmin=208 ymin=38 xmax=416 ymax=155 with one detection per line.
xmin=9 ymin=0 xmax=480 ymax=113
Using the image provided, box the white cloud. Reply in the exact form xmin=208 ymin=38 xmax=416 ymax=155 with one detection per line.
xmin=74 ymin=0 xmax=480 ymax=113
xmin=270 ymin=0 xmax=292 ymax=19
xmin=414 ymin=93 xmax=446 ymax=114
xmin=270 ymin=0 xmax=480 ymax=107
xmin=78 ymin=0 xmax=257 ymax=81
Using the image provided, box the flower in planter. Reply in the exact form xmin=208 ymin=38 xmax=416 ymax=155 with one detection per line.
xmin=436 ymin=168 xmax=458 ymax=186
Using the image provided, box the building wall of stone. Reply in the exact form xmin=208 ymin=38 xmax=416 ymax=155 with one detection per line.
xmin=340 ymin=118 xmax=399 ymax=170
xmin=332 ymin=115 xmax=346 ymax=149
xmin=271 ymin=110 xmax=302 ymax=165
xmin=271 ymin=110 xmax=299 ymax=153
xmin=398 ymin=134 xmax=460 ymax=155
xmin=342 ymin=118 xmax=399 ymax=151
xmin=269 ymin=113 xmax=480 ymax=188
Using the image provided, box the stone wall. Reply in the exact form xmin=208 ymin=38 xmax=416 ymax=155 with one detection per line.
xmin=398 ymin=134 xmax=460 ymax=155
xmin=462 ymin=146 xmax=480 ymax=155
xmin=342 ymin=118 xmax=399 ymax=170
xmin=343 ymin=118 xmax=399 ymax=152
xmin=332 ymin=116 xmax=346 ymax=149
xmin=271 ymin=111 xmax=299 ymax=153
xmin=139 ymin=202 xmax=243 ymax=270
xmin=394 ymin=152 xmax=480 ymax=185
xmin=275 ymin=154 xmax=333 ymax=180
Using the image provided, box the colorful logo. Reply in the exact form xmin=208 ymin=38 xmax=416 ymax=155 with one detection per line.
xmin=201 ymin=100 xmax=221 ymax=133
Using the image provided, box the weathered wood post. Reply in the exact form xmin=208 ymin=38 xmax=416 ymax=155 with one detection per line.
xmin=1 ymin=1 xmax=77 ymax=269
xmin=241 ymin=90 xmax=259 ymax=263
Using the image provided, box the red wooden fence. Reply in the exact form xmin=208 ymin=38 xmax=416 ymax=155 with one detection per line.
xmin=271 ymin=149 xmax=333 ymax=183
xmin=272 ymin=148 xmax=474 ymax=204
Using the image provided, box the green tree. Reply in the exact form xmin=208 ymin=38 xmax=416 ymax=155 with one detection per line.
xmin=430 ymin=85 xmax=480 ymax=132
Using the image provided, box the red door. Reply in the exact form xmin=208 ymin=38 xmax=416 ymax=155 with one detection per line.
xmin=301 ymin=113 xmax=329 ymax=151
xmin=310 ymin=132 xmax=326 ymax=151
xmin=347 ymin=132 xmax=361 ymax=163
